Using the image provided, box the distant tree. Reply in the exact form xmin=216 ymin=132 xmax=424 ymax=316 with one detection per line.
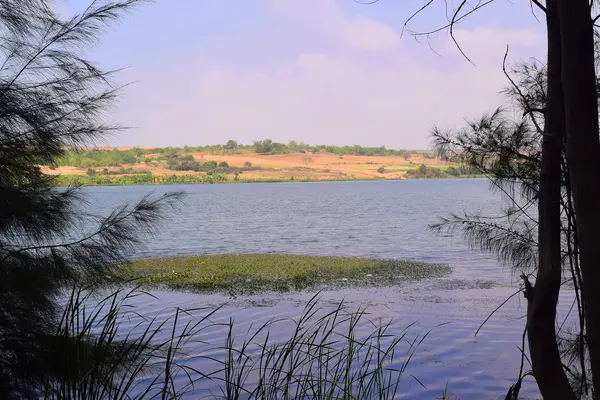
xmin=225 ymin=140 xmax=238 ymax=150
xmin=402 ymin=152 xmax=412 ymax=161
xmin=301 ymin=154 xmax=313 ymax=166
xmin=244 ymin=161 xmax=253 ymax=168
xmin=418 ymin=164 xmax=427 ymax=175
xmin=352 ymin=145 xmax=365 ymax=155
xmin=0 ymin=1 xmax=181 ymax=396
xmin=377 ymin=166 xmax=385 ymax=173
xmin=253 ymin=139 xmax=273 ymax=154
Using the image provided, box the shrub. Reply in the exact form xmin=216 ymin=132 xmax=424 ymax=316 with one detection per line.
xmin=405 ymin=164 xmax=449 ymax=179
xmin=446 ymin=166 xmax=460 ymax=176
xmin=218 ymin=161 xmax=229 ymax=168
xmin=244 ymin=161 xmax=252 ymax=168
xmin=377 ymin=166 xmax=385 ymax=173
xmin=301 ymin=155 xmax=313 ymax=165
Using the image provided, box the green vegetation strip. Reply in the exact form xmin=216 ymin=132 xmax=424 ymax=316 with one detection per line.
xmin=125 ymin=254 xmax=451 ymax=294
xmin=52 ymin=173 xmax=366 ymax=186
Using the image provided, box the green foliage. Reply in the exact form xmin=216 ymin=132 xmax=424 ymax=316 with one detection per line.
xmin=405 ymin=164 xmax=444 ymax=179
xmin=218 ymin=161 xmax=229 ymax=168
xmin=404 ymin=164 xmax=477 ymax=179
xmin=312 ymin=144 xmax=420 ymax=157
xmin=126 ymin=254 xmax=450 ymax=295
xmin=253 ymin=139 xmax=289 ymax=154
xmin=377 ymin=166 xmax=386 ymax=173
xmin=224 ymin=139 xmax=238 ymax=150
xmin=86 ymin=168 xmax=152 ymax=176
xmin=57 ymin=148 xmax=143 ymax=168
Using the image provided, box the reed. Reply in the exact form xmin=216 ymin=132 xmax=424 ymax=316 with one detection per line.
xmin=43 ymin=288 xmax=441 ymax=399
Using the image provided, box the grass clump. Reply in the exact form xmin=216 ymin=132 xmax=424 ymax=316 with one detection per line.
xmin=126 ymin=254 xmax=450 ymax=294
xmin=44 ymin=286 xmax=220 ymax=399
xmin=48 ymin=288 xmax=433 ymax=399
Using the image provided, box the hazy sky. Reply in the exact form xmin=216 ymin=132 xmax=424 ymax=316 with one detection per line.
xmin=74 ymin=0 xmax=547 ymax=149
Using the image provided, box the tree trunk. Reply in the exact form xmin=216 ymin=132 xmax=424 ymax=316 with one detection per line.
xmin=524 ymin=1 xmax=576 ymax=398
xmin=557 ymin=0 xmax=600 ymax=393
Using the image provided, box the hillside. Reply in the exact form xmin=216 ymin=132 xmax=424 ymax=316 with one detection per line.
xmin=41 ymin=145 xmax=474 ymax=185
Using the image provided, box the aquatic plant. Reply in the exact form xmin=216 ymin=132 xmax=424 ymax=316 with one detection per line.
xmin=44 ymin=288 xmax=433 ymax=399
xmin=43 ymin=286 xmax=219 ymax=399
xmin=126 ymin=254 xmax=451 ymax=295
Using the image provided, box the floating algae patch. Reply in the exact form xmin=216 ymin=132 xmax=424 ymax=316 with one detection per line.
xmin=125 ymin=254 xmax=451 ymax=295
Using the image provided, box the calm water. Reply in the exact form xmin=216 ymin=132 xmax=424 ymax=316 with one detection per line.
xmin=80 ymin=180 xmax=574 ymax=399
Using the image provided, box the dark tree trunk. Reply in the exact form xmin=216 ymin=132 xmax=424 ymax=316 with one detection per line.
xmin=557 ymin=0 xmax=600 ymax=393
xmin=524 ymin=1 xmax=576 ymax=398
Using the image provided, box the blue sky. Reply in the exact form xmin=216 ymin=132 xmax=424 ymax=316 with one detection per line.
xmin=71 ymin=0 xmax=547 ymax=149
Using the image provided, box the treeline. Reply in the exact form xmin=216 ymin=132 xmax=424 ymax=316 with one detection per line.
xmin=57 ymin=173 xmax=229 ymax=186
xmin=405 ymin=164 xmax=479 ymax=179
xmin=249 ymin=139 xmax=431 ymax=157
xmin=162 ymin=139 xmax=431 ymax=156
xmin=53 ymin=173 xmax=351 ymax=186
xmin=56 ymin=147 xmax=245 ymax=172
xmin=56 ymin=148 xmax=143 ymax=168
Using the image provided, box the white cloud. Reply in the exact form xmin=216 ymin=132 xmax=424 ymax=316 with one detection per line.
xmin=113 ymin=1 xmax=546 ymax=149
xmin=448 ymin=27 xmax=544 ymax=64
xmin=265 ymin=0 xmax=400 ymax=51
xmin=340 ymin=14 xmax=400 ymax=51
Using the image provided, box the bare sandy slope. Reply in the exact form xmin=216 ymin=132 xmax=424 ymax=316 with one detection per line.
xmin=42 ymin=151 xmax=455 ymax=180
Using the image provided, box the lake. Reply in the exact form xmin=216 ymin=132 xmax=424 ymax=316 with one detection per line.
xmin=80 ymin=179 xmax=571 ymax=399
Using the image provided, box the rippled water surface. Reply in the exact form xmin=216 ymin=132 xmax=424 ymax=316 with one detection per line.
xmin=80 ymin=180 xmax=573 ymax=399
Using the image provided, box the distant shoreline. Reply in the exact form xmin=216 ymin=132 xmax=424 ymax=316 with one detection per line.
xmin=45 ymin=146 xmax=480 ymax=186
xmin=52 ymin=173 xmax=484 ymax=187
